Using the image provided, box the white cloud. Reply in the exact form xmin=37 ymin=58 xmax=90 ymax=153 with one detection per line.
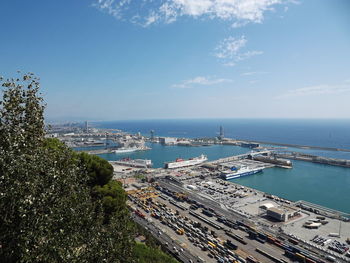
xmin=214 ymin=36 xmax=247 ymax=59
xmin=172 ymin=76 xmax=232 ymax=89
xmin=235 ymin=50 xmax=263 ymax=61
xmin=93 ymin=0 xmax=290 ymax=27
xmin=93 ymin=1 xmax=292 ymax=66
xmin=241 ymin=71 xmax=267 ymax=76
xmin=232 ymin=20 xmax=249 ymax=28
xmin=93 ymin=0 xmax=131 ymax=20
xmin=214 ymin=35 xmax=263 ymax=66
xmin=276 ymin=83 xmax=350 ymax=99
xmin=143 ymin=11 xmax=160 ymax=27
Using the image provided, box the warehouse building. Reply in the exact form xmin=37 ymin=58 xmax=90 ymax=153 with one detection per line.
xmin=159 ymin=137 xmax=177 ymax=145
xmin=267 ymin=206 xmax=300 ymax=222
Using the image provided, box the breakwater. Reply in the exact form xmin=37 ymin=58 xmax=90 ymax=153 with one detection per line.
xmin=275 ymin=151 xmax=350 ymax=168
xmin=246 ymin=140 xmax=350 ymax=152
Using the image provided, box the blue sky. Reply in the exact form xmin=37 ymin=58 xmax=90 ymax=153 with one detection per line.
xmin=0 ymin=0 xmax=349 ymax=121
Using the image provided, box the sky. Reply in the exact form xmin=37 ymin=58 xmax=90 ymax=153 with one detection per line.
xmin=0 ymin=0 xmax=349 ymax=121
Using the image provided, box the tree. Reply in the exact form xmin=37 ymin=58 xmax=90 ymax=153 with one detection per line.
xmin=76 ymin=152 xmax=113 ymax=187
xmin=0 ymin=73 xmax=134 ymax=262
xmin=93 ymin=180 xmax=130 ymax=223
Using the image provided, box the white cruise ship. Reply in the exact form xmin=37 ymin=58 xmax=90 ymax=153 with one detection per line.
xmin=164 ymin=154 xmax=208 ymax=169
xmin=113 ymin=146 xmax=150 ymax=154
xmin=221 ymin=166 xmax=263 ymax=180
xmin=113 ymin=147 xmax=139 ymax=154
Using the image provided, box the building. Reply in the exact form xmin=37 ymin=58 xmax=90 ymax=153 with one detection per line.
xmin=84 ymin=121 xmax=89 ymax=133
xmin=159 ymin=137 xmax=177 ymax=145
xmin=177 ymin=140 xmax=191 ymax=146
xmin=259 ymin=203 xmax=275 ymax=210
xmin=267 ymin=206 xmax=300 ymax=222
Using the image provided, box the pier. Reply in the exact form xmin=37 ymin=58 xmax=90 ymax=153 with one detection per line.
xmin=242 ymin=139 xmax=350 ymax=153
xmin=274 ymin=151 xmax=350 ymax=168
xmin=209 ymin=151 xmax=272 ymax=164
xmin=208 ymin=150 xmax=350 ymax=168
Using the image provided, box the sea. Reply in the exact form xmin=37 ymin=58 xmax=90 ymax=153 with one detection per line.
xmin=89 ymin=119 xmax=350 ymax=213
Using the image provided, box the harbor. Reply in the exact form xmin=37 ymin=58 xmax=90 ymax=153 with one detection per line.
xmin=116 ymin=158 xmax=350 ymax=263
xmin=49 ymin=124 xmax=350 ymax=214
xmin=48 ymin=122 xmax=350 ymax=262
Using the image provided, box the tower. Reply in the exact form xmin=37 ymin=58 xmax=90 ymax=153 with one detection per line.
xmin=84 ymin=121 xmax=89 ymax=133
xmin=219 ymin=125 xmax=224 ymax=140
xmin=150 ymin=130 xmax=155 ymax=141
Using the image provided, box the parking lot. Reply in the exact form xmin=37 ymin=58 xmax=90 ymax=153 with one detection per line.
xmin=127 ymin=182 xmax=299 ymax=263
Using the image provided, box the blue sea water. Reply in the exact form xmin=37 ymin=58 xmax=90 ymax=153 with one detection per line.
xmin=233 ymin=160 xmax=350 ymax=214
xmin=93 ymin=119 xmax=350 ymax=148
xmin=98 ymin=143 xmax=249 ymax=168
xmin=89 ymin=119 xmax=350 ymax=213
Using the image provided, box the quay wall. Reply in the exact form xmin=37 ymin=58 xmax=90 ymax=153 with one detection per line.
xmin=275 ymin=152 xmax=350 ymax=168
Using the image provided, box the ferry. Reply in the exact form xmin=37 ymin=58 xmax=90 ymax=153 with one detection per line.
xmin=221 ymin=166 xmax=263 ymax=180
xmin=114 ymin=158 xmax=152 ymax=168
xmin=164 ymin=154 xmax=208 ymax=169
xmin=113 ymin=146 xmax=150 ymax=154
xmin=113 ymin=147 xmax=139 ymax=154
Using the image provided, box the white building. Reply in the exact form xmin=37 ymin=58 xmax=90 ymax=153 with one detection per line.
xmin=159 ymin=137 xmax=177 ymax=145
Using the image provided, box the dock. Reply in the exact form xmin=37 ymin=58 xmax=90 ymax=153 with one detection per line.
xmin=209 ymin=151 xmax=272 ymax=164
xmin=274 ymin=151 xmax=350 ymax=168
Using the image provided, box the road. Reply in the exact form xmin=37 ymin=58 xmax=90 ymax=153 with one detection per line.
xmin=131 ymin=214 xmax=202 ymax=263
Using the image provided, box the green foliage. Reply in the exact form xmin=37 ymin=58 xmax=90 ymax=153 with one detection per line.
xmin=76 ymin=152 xmax=113 ymax=187
xmin=0 ymin=73 xmax=179 ymax=263
xmin=0 ymin=73 xmax=134 ymax=263
xmin=93 ymin=180 xmax=130 ymax=223
xmin=133 ymin=243 xmax=179 ymax=263
xmin=44 ymin=137 xmax=67 ymax=152
xmin=43 ymin=139 xmax=113 ymax=188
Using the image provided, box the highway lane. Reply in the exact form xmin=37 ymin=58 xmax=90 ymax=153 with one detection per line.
xmin=131 ymin=214 xmax=202 ymax=263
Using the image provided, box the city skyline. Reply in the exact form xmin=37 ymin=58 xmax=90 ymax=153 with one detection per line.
xmin=0 ymin=0 xmax=349 ymax=121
